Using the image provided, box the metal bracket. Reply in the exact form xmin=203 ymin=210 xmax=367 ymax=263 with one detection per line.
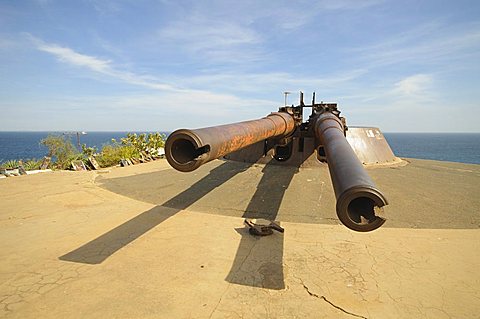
xmin=244 ymin=219 xmax=284 ymax=236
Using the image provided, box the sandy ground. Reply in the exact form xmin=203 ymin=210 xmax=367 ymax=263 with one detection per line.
xmin=0 ymin=158 xmax=479 ymax=318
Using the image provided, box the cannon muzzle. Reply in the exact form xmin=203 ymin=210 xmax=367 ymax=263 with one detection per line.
xmin=165 ymin=112 xmax=295 ymax=172
xmin=315 ymin=112 xmax=387 ymax=232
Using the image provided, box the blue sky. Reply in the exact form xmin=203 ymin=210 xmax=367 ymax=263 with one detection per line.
xmin=1 ymin=0 xmax=479 ymax=132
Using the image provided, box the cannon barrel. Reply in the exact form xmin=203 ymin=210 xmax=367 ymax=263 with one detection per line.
xmin=165 ymin=112 xmax=295 ymax=172
xmin=315 ymin=112 xmax=387 ymax=232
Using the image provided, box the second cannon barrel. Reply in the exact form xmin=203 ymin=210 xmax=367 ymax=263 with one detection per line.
xmin=315 ymin=112 xmax=388 ymax=232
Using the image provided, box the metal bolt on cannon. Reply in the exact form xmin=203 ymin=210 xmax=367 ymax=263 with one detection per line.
xmin=165 ymin=92 xmax=387 ymax=232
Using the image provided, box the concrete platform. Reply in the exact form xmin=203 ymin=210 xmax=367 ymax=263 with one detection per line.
xmin=1 ymin=158 xmax=479 ymax=318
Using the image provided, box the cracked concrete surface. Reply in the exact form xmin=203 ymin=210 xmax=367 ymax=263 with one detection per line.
xmin=1 ymin=159 xmax=479 ymax=318
xmin=300 ymin=281 xmax=367 ymax=319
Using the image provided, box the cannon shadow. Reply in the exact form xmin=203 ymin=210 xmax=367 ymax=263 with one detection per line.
xmin=59 ymin=161 xmax=252 ymax=264
xmin=225 ymin=163 xmax=298 ymax=290
xmin=59 ymin=158 xmax=298 ymax=290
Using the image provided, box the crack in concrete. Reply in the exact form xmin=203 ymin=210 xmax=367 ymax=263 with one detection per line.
xmin=0 ymin=262 xmax=87 ymax=315
xmin=208 ymin=284 xmax=231 ymax=319
xmin=210 ymin=232 xmax=258 ymax=318
xmin=301 ymin=283 xmax=368 ymax=319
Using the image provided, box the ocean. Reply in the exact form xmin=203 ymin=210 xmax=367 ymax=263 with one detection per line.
xmin=0 ymin=131 xmax=479 ymax=165
xmin=383 ymin=133 xmax=479 ymax=165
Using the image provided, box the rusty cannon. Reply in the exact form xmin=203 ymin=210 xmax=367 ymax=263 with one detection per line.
xmin=165 ymin=92 xmax=387 ymax=232
xmin=165 ymin=112 xmax=295 ymax=172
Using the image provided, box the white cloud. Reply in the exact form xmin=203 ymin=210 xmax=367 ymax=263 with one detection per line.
xmin=160 ymin=0 xmax=385 ymax=31
xmin=160 ymin=21 xmax=259 ymax=47
xmin=24 ymin=35 xmax=285 ymax=128
xmin=87 ymin=0 xmax=121 ymax=15
xmin=393 ymin=74 xmax=432 ymax=96
xmin=37 ymin=42 xmax=112 ymax=72
xmin=147 ymin=0 xmax=388 ymax=65
xmin=346 ymin=73 xmax=435 ymax=107
xmin=352 ymin=22 xmax=480 ymax=67
xmin=156 ymin=16 xmax=263 ymax=63
xmin=319 ymin=0 xmax=385 ymax=10
xmin=30 ymin=35 xmax=182 ymax=92
xmin=27 ymin=35 xmax=368 ymax=107
xmin=175 ymin=69 xmax=368 ymax=104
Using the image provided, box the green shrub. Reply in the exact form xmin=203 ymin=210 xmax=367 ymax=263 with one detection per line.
xmin=147 ymin=132 xmax=166 ymax=154
xmin=120 ymin=133 xmax=147 ymax=152
xmin=96 ymin=144 xmax=138 ymax=168
xmin=23 ymin=159 xmax=42 ymax=171
xmin=37 ymin=132 xmax=167 ymax=169
xmin=81 ymin=144 xmax=97 ymax=157
xmin=40 ymin=135 xmax=83 ymax=170
xmin=116 ymin=132 xmax=166 ymax=156
xmin=2 ymin=159 xmax=19 ymax=169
